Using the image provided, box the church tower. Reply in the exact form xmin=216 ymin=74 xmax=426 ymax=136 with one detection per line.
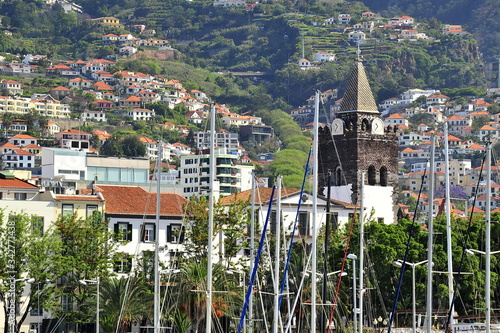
xmin=318 ymin=60 xmax=399 ymax=223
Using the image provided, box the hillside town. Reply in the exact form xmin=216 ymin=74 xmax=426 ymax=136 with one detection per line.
xmin=0 ymin=3 xmax=499 ymax=333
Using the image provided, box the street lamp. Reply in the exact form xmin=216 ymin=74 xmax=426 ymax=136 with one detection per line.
xmin=347 ymin=254 xmax=358 ymax=333
xmin=465 ymin=248 xmax=500 ymax=333
xmin=392 ymin=259 xmax=428 ymax=333
xmin=31 ymin=279 xmax=50 ymax=333
xmin=79 ymin=278 xmax=100 ymax=333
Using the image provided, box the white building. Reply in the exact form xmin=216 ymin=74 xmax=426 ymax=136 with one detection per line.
xmin=127 ymin=108 xmax=155 ymax=121
xmin=81 ymin=110 xmax=107 ymax=122
xmin=220 ymin=188 xmax=357 ymax=240
xmin=179 ymin=148 xmax=253 ymax=198
xmin=41 ymin=148 xmax=150 ymax=184
xmin=41 ymin=148 xmax=87 ymax=181
xmin=95 ymin=185 xmax=186 ymax=275
xmin=194 ymin=131 xmax=240 ymax=155
xmin=314 ymin=51 xmax=335 ymax=62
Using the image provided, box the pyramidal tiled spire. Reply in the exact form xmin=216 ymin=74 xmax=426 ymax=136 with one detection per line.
xmin=339 ymin=60 xmax=379 ymax=113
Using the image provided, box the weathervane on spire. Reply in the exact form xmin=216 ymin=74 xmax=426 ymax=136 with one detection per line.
xmin=356 ymin=41 xmax=361 ymax=61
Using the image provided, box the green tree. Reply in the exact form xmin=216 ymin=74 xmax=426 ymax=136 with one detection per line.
xmin=171 ymin=258 xmax=241 ymax=333
xmin=99 ymin=277 xmax=152 ymax=333
xmin=471 ymin=115 xmax=489 ymax=131
xmin=121 ymin=135 xmax=146 ymax=157
xmin=1 ymin=113 xmax=14 ymax=139
xmin=268 ymin=149 xmax=309 ymax=189
xmin=51 ymin=212 xmax=117 ymax=326
xmin=0 ymin=211 xmax=61 ymax=333
xmin=100 ymin=136 xmax=123 ymax=156
xmin=183 ymin=196 xmax=250 ymax=263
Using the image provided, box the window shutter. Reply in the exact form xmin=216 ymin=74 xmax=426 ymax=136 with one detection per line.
xmin=113 ymin=258 xmax=120 ymax=272
xmin=114 ymin=223 xmax=119 ymax=241
xmin=140 ymin=224 xmax=145 ymax=242
xmin=167 ymin=225 xmax=172 ymax=242
xmin=127 ymin=223 xmax=132 ymax=241
xmin=180 ymin=227 xmax=185 ymax=244
xmin=126 ymin=257 xmax=132 ymax=273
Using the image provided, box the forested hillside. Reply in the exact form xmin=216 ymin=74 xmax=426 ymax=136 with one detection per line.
xmin=357 ymin=0 xmax=499 ymax=60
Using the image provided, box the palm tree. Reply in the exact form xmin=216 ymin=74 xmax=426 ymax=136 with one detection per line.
xmin=169 ymin=258 xmax=242 ymax=333
xmin=1 ymin=112 xmax=14 ymax=139
xmin=98 ymin=277 xmax=152 ymax=333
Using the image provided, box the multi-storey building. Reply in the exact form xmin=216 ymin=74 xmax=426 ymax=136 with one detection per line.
xmin=194 ymin=131 xmax=240 ymax=155
xmin=0 ymin=96 xmax=70 ymax=118
xmin=178 ymin=148 xmax=253 ymax=197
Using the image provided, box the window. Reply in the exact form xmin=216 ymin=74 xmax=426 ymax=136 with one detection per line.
xmin=61 ymin=294 xmax=72 ymax=312
xmin=167 ymin=224 xmax=184 ymax=243
xmin=62 ymin=204 xmax=74 ymax=217
xmin=298 ymin=212 xmax=309 ymax=236
xmin=114 ymin=253 xmax=132 ymax=273
xmin=115 ymin=222 xmax=132 ymax=241
xmin=270 ymin=210 xmax=283 ymax=234
xmin=380 ymin=166 xmax=388 ymax=186
xmin=327 ymin=212 xmax=338 ymax=230
xmin=32 ymin=216 xmax=44 ymax=237
xmin=142 ymin=223 xmax=155 ymax=242
xmin=368 ymin=165 xmax=376 ymax=185
xmin=14 ymin=193 xmax=27 ymax=200
xmin=86 ymin=205 xmax=98 ymax=218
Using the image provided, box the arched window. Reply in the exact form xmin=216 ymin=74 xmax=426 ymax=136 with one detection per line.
xmin=362 ymin=118 xmax=370 ymax=131
xmin=336 ymin=167 xmax=342 ymax=186
xmin=380 ymin=166 xmax=388 ymax=186
xmin=368 ymin=165 xmax=376 ymax=185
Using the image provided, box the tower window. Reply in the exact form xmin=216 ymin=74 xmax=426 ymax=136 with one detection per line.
xmin=380 ymin=166 xmax=388 ymax=186
xmin=335 ymin=167 xmax=342 ymax=186
xmin=368 ymin=165 xmax=376 ymax=185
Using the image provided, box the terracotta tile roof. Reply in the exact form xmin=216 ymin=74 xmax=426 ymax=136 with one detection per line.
xmin=10 ymin=149 xmax=34 ymax=156
xmin=447 ymin=114 xmax=464 ymax=120
xmin=22 ymin=144 xmax=42 ymax=149
xmin=386 ymin=113 xmax=406 ymax=119
xmin=95 ymin=185 xmax=186 ymax=216
xmin=0 ymin=175 xmax=38 ymax=189
xmin=219 ymin=187 xmax=300 ymax=205
xmin=220 ymin=188 xmax=357 ymax=208
xmin=468 ymin=206 xmax=484 ymax=214
xmin=11 ymin=134 xmax=36 ymax=139
xmin=0 ymin=142 xmax=19 ymax=148
xmin=52 ymin=86 xmax=71 ymax=91
xmin=469 ymin=143 xmax=486 ymax=150
xmin=55 ymin=195 xmax=103 ymax=201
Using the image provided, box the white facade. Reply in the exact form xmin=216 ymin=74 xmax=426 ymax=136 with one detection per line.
xmin=41 ymin=148 xmax=87 ymax=181
xmin=194 ymin=131 xmax=240 ymax=155
xmin=179 ymin=148 xmax=253 ymax=198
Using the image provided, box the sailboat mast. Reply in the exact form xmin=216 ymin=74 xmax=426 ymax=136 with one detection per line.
xmin=321 ymin=173 xmax=331 ymax=333
xmin=206 ymin=105 xmax=216 ymax=333
xmin=249 ymin=173 xmax=255 ymax=333
xmin=426 ymin=135 xmax=436 ymax=333
xmin=358 ymin=172 xmax=365 ymax=333
xmin=444 ymin=123 xmax=454 ymax=324
xmin=485 ymin=143 xmax=491 ymax=333
xmin=311 ymin=90 xmax=320 ymax=333
xmin=154 ymin=142 xmax=162 ymax=333
xmin=273 ymin=176 xmax=282 ymax=333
